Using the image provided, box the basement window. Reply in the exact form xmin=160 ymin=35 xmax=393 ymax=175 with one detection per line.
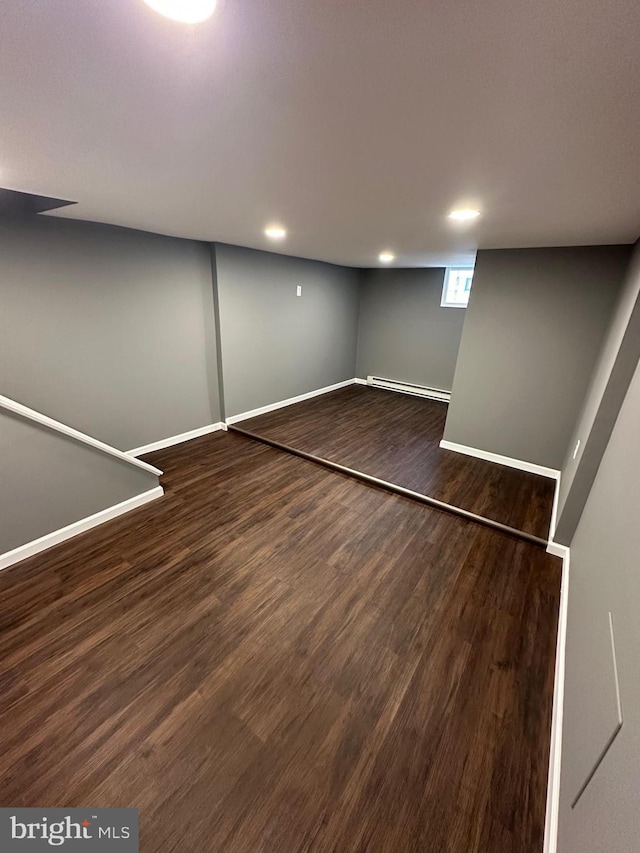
xmin=442 ymin=267 xmax=474 ymax=308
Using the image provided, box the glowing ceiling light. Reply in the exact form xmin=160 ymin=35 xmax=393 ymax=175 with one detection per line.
xmin=379 ymin=251 xmax=395 ymax=263
xmin=264 ymin=225 xmax=287 ymax=240
xmin=448 ymin=208 xmax=481 ymax=222
xmin=143 ymin=0 xmax=218 ymax=24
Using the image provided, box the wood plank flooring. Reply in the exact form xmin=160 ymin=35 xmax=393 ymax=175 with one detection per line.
xmin=0 ymin=431 xmax=561 ymax=852
xmin=240 ymin=385 xmax=556 ymax=539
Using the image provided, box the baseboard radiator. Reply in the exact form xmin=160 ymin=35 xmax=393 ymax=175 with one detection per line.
xmin=367 ymin=376 xmax=451 ymax=403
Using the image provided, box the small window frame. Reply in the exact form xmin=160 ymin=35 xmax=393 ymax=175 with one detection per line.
xmin=441 ymin=267 xmax=474 ymax=309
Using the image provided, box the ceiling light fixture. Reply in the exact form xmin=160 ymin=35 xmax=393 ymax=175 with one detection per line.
xmin=143 ymin=0 xmax=218 ymax=23
xmin=264 ymin=225 xmax=287 ymax=240
xmin=448 ymin=208 xmax=481 ymax=222
xmin=379 ymin=251 xmax=395 ymax=263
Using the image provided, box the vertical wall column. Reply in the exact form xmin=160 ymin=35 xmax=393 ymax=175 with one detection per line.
xmin=442 ymin=246 xmax=631 ymax=470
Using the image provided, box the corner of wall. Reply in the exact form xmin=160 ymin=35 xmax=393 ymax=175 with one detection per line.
xmin=209 ymin=242 xmax=227 ymax=422
xmin=354 ymin=267 xmax=367 ymax=379
xmin=555 ymin=240 xmax=640 ymax=546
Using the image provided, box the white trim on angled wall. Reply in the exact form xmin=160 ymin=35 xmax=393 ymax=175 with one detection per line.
xmin=546 ymin=538 xmax=568 ymax=559
xmin=548 ymin=475 xmax=561 ymax=543
xmin=354 ymin=378 xmax=368 ymax=385
xmin=0 ymin=486 xmax=164 ymax=572
xmin=126 ymin=423 xmax=225 ymax=457
xmin=0 ymin=393 xmax=162 ymax=476
xmin=439 ymin=439 xmax=561 ymax=480
xmin=225 ymin=379 xmax=357 ymax=425
xmin=544 ymin=545 xmax=570 ymax=853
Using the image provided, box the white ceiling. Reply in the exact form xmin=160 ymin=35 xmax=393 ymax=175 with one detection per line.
xmin=1 ymin=0 xmax=640 ymax=267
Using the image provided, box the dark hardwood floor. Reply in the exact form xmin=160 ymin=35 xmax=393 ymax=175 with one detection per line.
xmin=0 ymin=431 xmax=561 ymax=852
xmin=240 ymin=385 xmax=556 ymax=539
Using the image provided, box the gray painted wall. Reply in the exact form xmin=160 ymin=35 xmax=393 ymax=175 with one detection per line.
xmin=0 ymin=216 xmax=220 ymax=451
xmin=555 ymin=241 xmax=640 ymax=544
xmin=214 ymin=243 xmax=360 ymax=418
xmin=356 ymin=268 xmax=466 ymax=390
xmin=0 ymin=410 xmax=158 ymax=555
xmin=557 ymin=353 xmax=640 ymax=853
xmin=443 ymin=247 xmax=630 ymax=469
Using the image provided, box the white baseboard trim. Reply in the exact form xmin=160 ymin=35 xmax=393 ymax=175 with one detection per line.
xmin=354 ymin=378 xmax=368 ymax=385
xmin=225 ymin=379 xmax=357 ymax=425
xmin=546 ymin=539 xmax=569 ymax=558
xmin=548 ymin=475 xmax=561 ymax=542
xmin=544 ymin=546 xmax=570 ymax=853
xmin=0 ymin=486 xmax=164 ymax=572
xmin=126 ymin=423 xmax=225 ymax=457
xmin=439 ymin=439 xmax=561 ymax=480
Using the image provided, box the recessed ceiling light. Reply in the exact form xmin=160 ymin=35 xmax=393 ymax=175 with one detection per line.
xmin=448 ymin=208 xmax=481 ymax=222
xmin=379 ymin=251 xmax=395 ymax=263
xmin=143 ymin=0 xmax=217 ymax=23
xmin=264 ymin=225 xmax=287 ymax=240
